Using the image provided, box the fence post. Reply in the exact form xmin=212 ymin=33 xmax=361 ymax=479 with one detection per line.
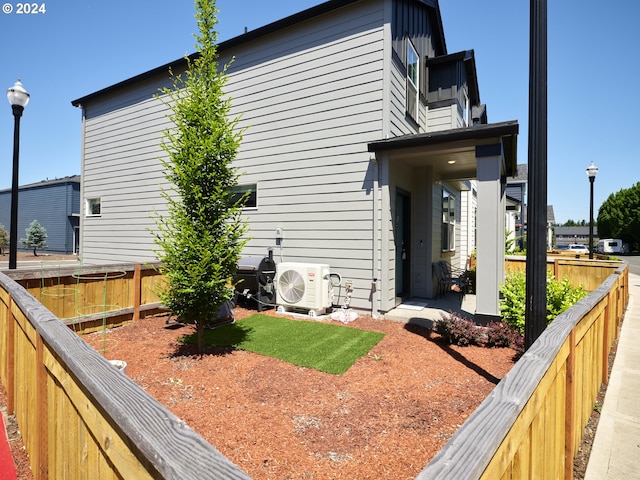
xmin=36 ymin=333 xmax=49 ymax=479
xmin=133 ymin=264 xmax=141 ymax=322
xmin=6 ymin=298 xmax=15 ymax=414
xmin=602 ymin=291 xmax=612 ymax=386
xmin=564 ymin=329 xmax=576 ymax=480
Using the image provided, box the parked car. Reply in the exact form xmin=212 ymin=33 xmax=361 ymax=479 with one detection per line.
xmin=568 ymin=244 xmax=590 ymax=254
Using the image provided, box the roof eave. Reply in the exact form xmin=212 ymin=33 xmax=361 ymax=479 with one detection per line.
xmin=368 ymin=120 xmax=519 ymax=176
xmin=71 ymin=0 xmax=361 ymax=107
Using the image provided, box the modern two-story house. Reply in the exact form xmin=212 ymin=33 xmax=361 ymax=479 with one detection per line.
xmin=71 ymin=0 xmax=518 ymax=321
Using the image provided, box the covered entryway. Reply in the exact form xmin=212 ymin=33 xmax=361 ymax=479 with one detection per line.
xmin=368 ymin=120 xmax=519 ymax=322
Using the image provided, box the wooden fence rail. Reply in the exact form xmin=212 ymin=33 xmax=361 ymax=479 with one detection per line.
xmin=504 ymin=255 xmax=624 ymax=292
xmin=0 ymin=261 xmax=629 ymax=479
xmin=10 ymin=263 xmax=167 ymax=333
xmin=0 ymin=264 xmax=251 ymax=479
xmin=418 ymin=263 xmax=628 ymax=479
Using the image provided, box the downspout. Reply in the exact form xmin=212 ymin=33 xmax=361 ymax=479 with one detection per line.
xmin=371 ymin=154 xmax=380 ymax=318
xmin=77 ymin=105 xmax=86 ymax=259
xmin=373 ymin=2 xmax=392 ymax=317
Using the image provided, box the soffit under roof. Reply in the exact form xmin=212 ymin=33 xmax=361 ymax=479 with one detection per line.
xmin=368 ymin=120 xmax=518 ymax=181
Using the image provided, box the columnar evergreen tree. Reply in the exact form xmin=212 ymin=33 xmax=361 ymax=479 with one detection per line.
xmin=21 ymin=220 xmax=47 ymax=256
xmin=153 ymin=0 xmax=247 ymax=352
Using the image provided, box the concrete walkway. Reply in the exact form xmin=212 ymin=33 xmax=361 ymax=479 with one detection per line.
xmin=585 ymin=272 xmax=640 ymax=479
xmin=383 ymin=293 xmax=477 ymax=328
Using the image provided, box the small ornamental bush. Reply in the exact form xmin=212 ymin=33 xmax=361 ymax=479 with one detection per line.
xmin=434 ymin=312 xmax=482 ymax=346
xmin=485 ymin=321 xmax=524 ymax=351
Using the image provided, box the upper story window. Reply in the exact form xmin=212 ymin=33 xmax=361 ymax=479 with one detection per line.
xmin=462 ymin=89 xmax=470 ymax=127
xmin=441 ymin=188 xmax=456 ymax=252
xmin=406 ymin=41 xmax=419 ymax=122
xmin=86 ymin=197 xmax=101 ymax=217
xmin=231 ymin=184 xmax=257 ymax=209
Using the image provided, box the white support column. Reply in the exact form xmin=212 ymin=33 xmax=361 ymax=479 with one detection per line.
xmin=475 ymin=152 xmax=505 ymax=322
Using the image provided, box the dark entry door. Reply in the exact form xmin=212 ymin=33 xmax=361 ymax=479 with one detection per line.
xmin=395 ymin=190 xmax=411 ymax=298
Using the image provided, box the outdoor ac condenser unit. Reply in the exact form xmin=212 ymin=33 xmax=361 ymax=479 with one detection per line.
xmin=275 ymin=262 xmax=331 ymax=316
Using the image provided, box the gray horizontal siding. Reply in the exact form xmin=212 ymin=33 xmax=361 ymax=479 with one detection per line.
xmin=0 ymin=181 xmax=79 ymax=254
xmin=80 ymin=0 xmax=386 ymax=310
xmin=389 ymin=58 xmax=416 ymax=137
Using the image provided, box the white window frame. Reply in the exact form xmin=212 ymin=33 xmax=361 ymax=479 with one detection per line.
xmin=85 ymin=197 xmax=101 ymax=217
xmin=441 ymin=188 xmax=456 ymax=252
xmin=462 ymin=88 xmax=470 ymax=127
xmin=406 ymin=41 xmax=419 ymax=122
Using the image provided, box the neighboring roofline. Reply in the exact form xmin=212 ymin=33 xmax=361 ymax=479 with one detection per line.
xmin=0 ymin=175 xmax=81 ymax=194
xmin=507 ymin=163 xmax=527 ymax=183
xmin=72 ymin=0 xmax=446 ymax=107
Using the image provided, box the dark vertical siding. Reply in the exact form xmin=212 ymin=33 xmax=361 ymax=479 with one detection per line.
xmin=0 ymin=177 xmax=80 ymax=254
xmin=392 ymin=0 xmax=442 ymax=94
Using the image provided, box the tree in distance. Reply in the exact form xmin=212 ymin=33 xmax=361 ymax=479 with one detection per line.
xmin=21 ymin=220 xmax=48 ymax=256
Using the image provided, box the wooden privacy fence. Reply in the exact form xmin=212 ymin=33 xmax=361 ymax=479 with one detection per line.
xmin=418 ymin=264 xmax=628 ymax=479
xmin=505 ymin=255 xmax=623 ymax=291
xmin=0 ymin=264 xmax=251 ymax=479
xmin=10 ymin=263 xmax=168 ymax=333
xmin=0 ymin=261 xmax=630 ymax=479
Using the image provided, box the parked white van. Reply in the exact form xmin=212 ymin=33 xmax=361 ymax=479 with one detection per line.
xmin=596 ymin=239 xmax=623 ymax=254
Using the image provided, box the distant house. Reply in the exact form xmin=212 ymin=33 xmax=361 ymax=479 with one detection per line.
xmin=554 ymin=226 xmax=598 ymax=247
xmin=506 ymin=164 xmax=527 ymax=251
xmin=0 ymin=176 xmax=80 ymax=254
xmin=71 ymin=0 xmax=518 ymax=321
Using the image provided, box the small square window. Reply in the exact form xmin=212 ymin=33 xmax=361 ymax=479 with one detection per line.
xmin=86 ymin=198 xmax=101 ymax=216
xmin=231 ymin=184 xmax=257 ymax=209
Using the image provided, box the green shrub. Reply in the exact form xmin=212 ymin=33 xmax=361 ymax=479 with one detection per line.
xmin=499 ymin=270 xmax=587 ymax=335
xmin=499 ymin=270 xmax=527 ymax=333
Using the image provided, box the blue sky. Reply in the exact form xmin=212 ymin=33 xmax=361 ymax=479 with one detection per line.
xmin=0 ymin=0 xmax=637 ymax=224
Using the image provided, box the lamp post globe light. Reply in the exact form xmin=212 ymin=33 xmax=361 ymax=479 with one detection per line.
xmin=586 ymin=162 xmax=598 ymax=260
xmin=6 ymin=79 xmax=30 ymax=270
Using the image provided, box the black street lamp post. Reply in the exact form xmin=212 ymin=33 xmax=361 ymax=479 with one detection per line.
xmin=586 ymin=162 xmax=598 ymax=260
xmin=525 ymin=0 xmax=548 ymax=350
xmin=6 ymin=80 xmax=30 ymax=270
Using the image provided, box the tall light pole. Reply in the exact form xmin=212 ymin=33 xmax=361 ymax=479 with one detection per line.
xmin=6 ymin=80 xmax=30 ymax=270
xmin=525 ymin=0 xmax=548 ymax=350
xmin=586 ymin=162 xmax=598 ymax=260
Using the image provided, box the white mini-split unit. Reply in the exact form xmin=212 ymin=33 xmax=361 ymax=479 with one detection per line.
xmin=276 ymin=262 xmax=331 ymax=316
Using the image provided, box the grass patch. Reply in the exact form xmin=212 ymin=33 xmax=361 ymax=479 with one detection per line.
xmin=180 ymin=314 xmax=385 ymax=375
